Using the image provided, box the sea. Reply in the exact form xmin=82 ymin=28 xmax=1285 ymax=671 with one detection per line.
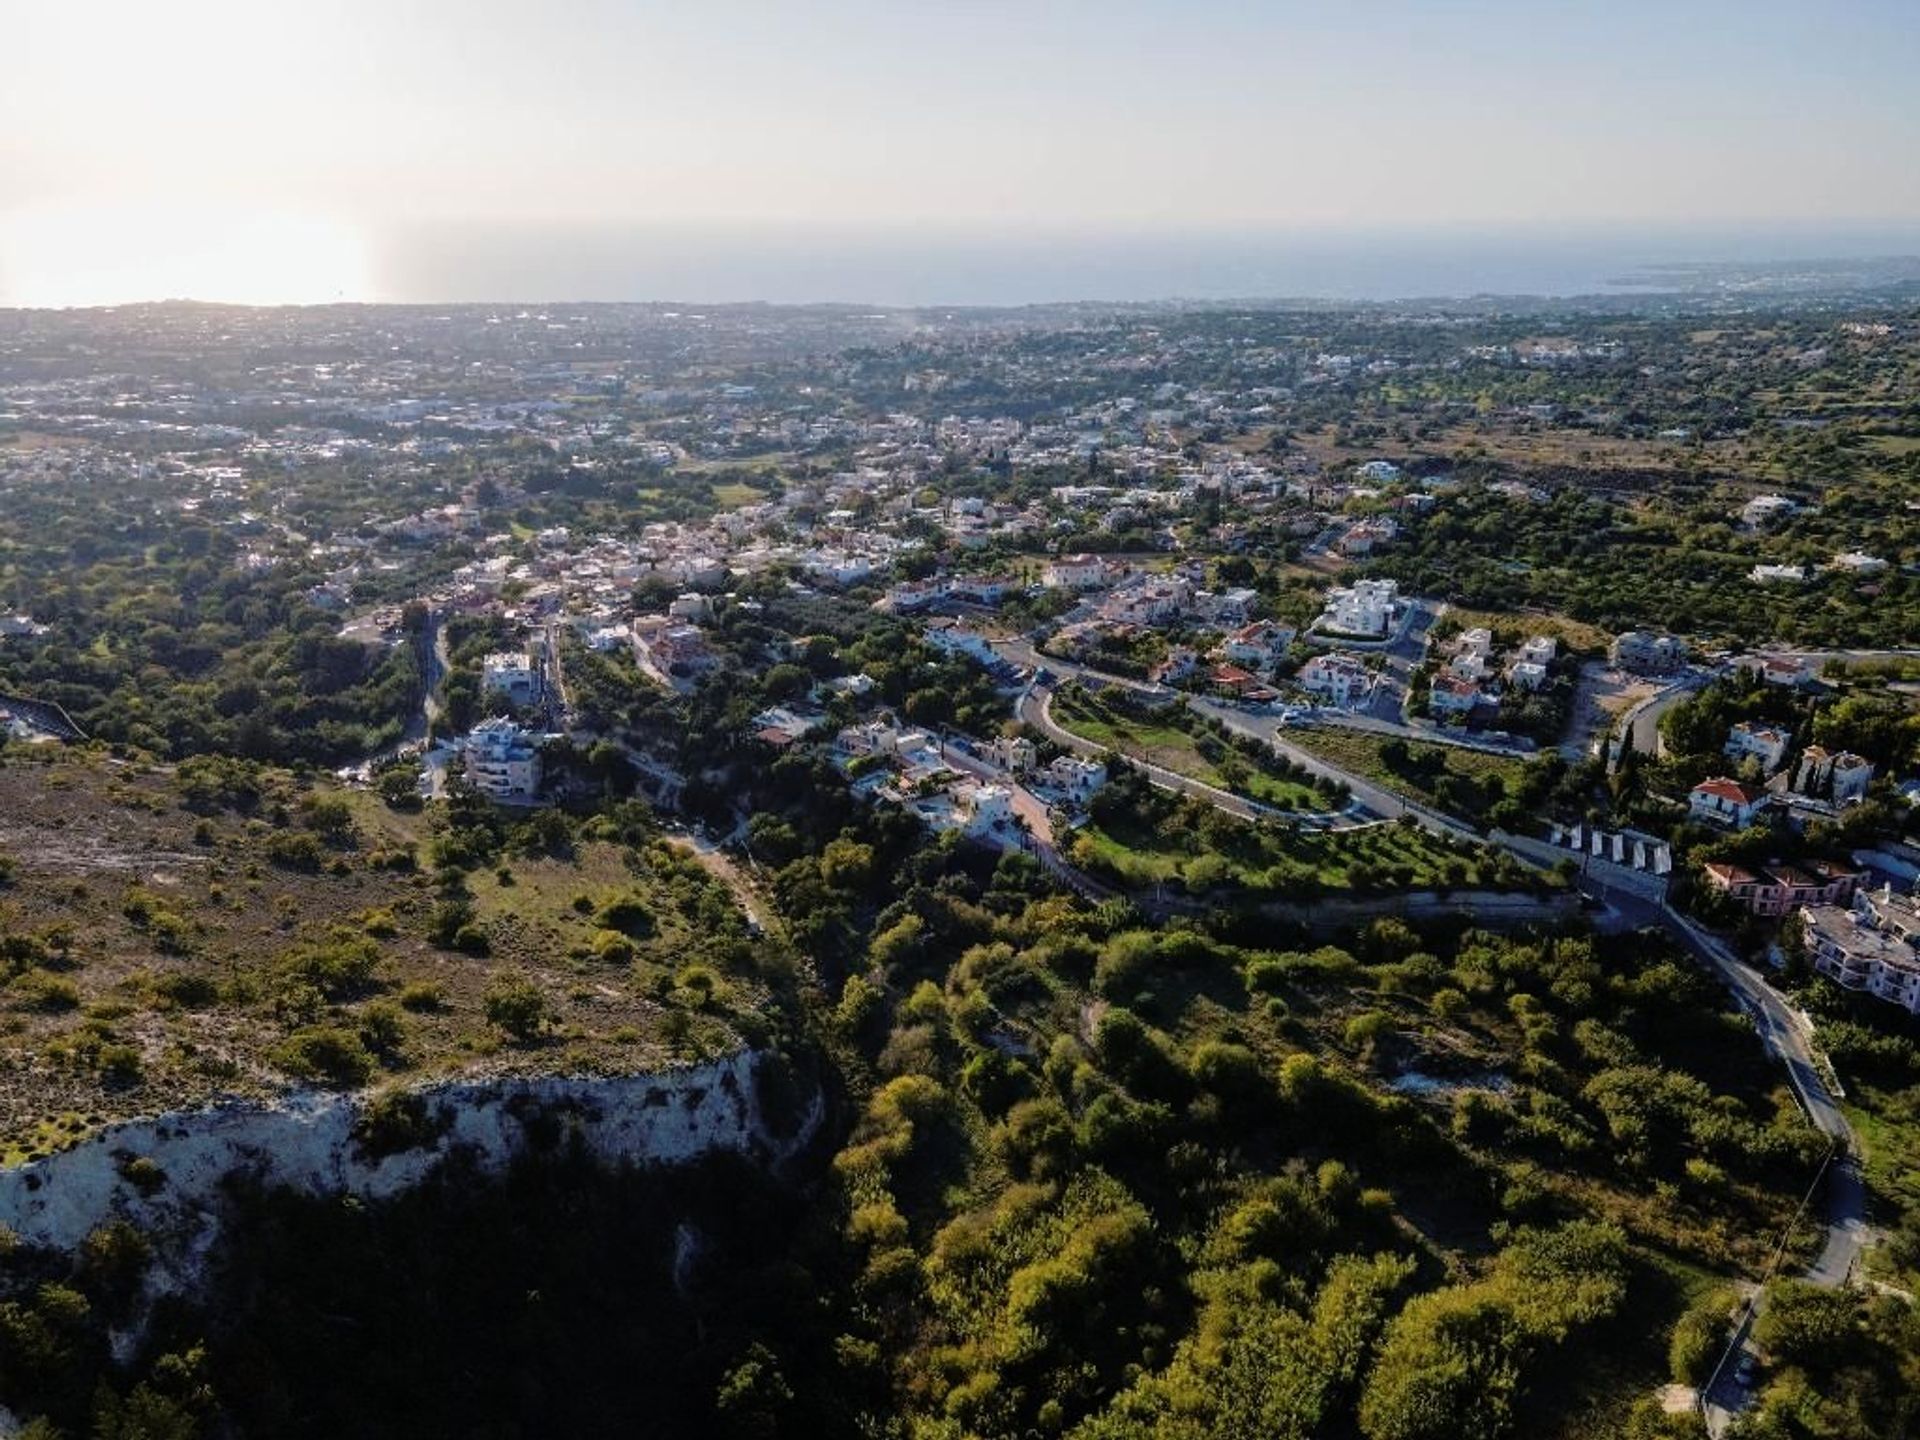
xmin=364 ymin=221 xmax=1920 ymax=308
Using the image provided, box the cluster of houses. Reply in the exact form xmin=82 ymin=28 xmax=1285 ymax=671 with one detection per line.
xmin=1428 ymin=629 xmax=1557 ymax=719
xmin=1687 ymin=719 xmax=1878 ymax=831
xmin=833 ymin=719 xmax=1017 ymax=840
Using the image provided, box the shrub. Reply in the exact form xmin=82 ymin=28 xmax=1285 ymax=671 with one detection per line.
xmin=482 ymin=976 xmax=552 ymax=1042
xmin=397 ymin=981 xmax=444 ymax=1012
xmin=272 ymin=1026 xmax=375 ymax=1088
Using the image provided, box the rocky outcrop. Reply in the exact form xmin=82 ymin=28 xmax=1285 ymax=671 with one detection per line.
xmin=0 ymin=1050 xmax=819 ymax=1287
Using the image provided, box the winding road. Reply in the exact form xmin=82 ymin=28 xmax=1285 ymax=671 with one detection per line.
xmin=992 ymin=633 xmax=1872 ymax=1332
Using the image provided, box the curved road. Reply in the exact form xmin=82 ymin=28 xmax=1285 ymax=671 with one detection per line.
xmin=995 ymin=634 xmax=1869 ymax=1307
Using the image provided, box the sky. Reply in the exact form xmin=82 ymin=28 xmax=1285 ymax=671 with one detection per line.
xmin=3 ymin=0 xmax=1918 ymax=305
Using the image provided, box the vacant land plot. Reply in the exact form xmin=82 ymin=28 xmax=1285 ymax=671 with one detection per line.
xmin=0 ymin=751 xmax=772 ymax=1152
xmin=1052 ymin=689 xmax=1326 ymax=810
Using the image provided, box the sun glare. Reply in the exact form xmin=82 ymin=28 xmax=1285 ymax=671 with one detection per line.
xmin=2 ymin=203 xmax=372 ymax=308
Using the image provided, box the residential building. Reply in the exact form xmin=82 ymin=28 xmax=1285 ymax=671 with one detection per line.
xmin=924 ymin=619 xmax=998 ymax=667
xmin=1220 ymin=620 xmax=1296 ymax=675
xmin=1517 ymin=635 xmax=1558 ymax=667
xmin=988 ymin=735 xmax=1037 ymax=773
xmin=1611 ymin=630 xmax=1686 ymax=675
xmin=1793 ymin=746 xmax=1876 ymax=803
xmin=1510 ymin=660 xmax=1548 ymax=691
xmin=1042 ymin=554 xmax=1114 ymax=591
xmin=481 ymin=652 xmax=542 ymax=706
xmin=1298 ymin=652 xmax=1374 ymax=708
xmin=1428 ymin=675 xmax=1483 ymax=716
xmin=464 ymin=717 xmax=542 ymax=801
xmin=1832 ymin=753 xmax=1876 ymax=803
xmin=1688 ymin=776 xmax=1770 ymax=829
xmin=1046 ymin=755 xmax=1107 ymax=803
xmin=1798 ymin=886 xmax=1920 ymax=1016
xmin=1318 ymin=578 xmax=1399 ymax=639
xmin=1702 ymin=860 xmax=1864 ymax=917
xmin=1723 ymin=721 xmax=1791 ymax=773
xmin=1741 ymin=494 xmax=1798 ymax=527
xmin=1457 ymin=627 xmax=1495 ymax=658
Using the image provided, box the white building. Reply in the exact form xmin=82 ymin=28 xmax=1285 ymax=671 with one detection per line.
xmin=1742 ymin=494 xmax=1799 ymax=527
xmin=1043 ymin=554 xmax=1114 ymax=591
xmin=464 ymin=717 xmax=542 ymax=801
xmin=1046 ymin=756 xmax=1108 ymax=803
xmin=1318 ymin=578 xmax=1399 ymax=639
xmin=481 ymin=652 xmax=543 ymax=706
xmin=1798 ymin=887 xmax=1920 ymax=1016
xmin=1518 ymin=635 xmax=1558 ymax=667
xmin=1298 ymin=652 xmax=1375 ymax=708
xmin=1688 ymin=777 xmax=1769 ymax=829
xmin=1723 ymin=721 xmax=1791 ymax=773
xmin=1510 ymin=661 xmax=1549 ymax=691
xmin=1428 ymin=676 xmax=1482 ymax=715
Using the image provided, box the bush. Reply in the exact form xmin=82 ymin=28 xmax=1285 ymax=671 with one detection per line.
xmin=272 ymin=1026 xmax=376 ymax=1088
xmin=353 ymin=1091 xmax=450 ymax=1160
xmin=482 ymin=976 xmax=552 ymax=1042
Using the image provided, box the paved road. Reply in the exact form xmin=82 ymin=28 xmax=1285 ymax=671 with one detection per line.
xmin=993 ymin=638 xmax=1869 ymax=1298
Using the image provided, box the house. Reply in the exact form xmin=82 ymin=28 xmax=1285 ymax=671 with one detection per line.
xmin=1043 ymin=554 xmax=1114 ymax=591
xmin=1797 ymin=887 xmax=1920 ymax=1016
xmin=1298 ymin=652 xmax=1374 ymax=708
xmin=1355 ymin=460 xmax=1403 ymax=483
xmin=1337 ymin=518 xmax=1399 ymax=556
xmin=1793 ymin=747 xmax=1875 ymax=803
xmin=1201 ymin=587 xmax=1259 ymax=626
xmin=1749 ymin=654 xmax=1814 ymax=688
xmin=1829 ymin=551 xmax=1888 ymax=575
xmin=988 ymin=735 xmax=1038 ymax=773
xmin=960 ymin=783 xmax=1015 ymax=837
xmin=1207 ymin=663 xmax=1270 ymax=700
xmin=481 ymin=652 xmax=542 ymax=706
xmin=464 ymin=717 xmax=542 ymax=801
xmin=1510 ymin=660 xmax=1549 ymax=691
xmin=1741 ymin=494 xmax=1798 ymax=527
xmin=1457 ymin=627 xmax=1495 ymax=658
xmin=668 ymin=592 xmax=714 ymax=623
xmin=1517 ymin=635 xmax=1558 ymax=667
xmin=1152 ymin=646 xmax=1200 ymax=685
xmin=1723 ymin=722 xmax=1791 ymax=773
xmin=1428 ymin=676 xmax=1483 ymax=716
xmin=1318 ymin=578 xmax=1399 ymax=639
xmin=1750 ymin=564 xmax=1808 ymax=585
xmin=1611 ymin=631 xmax=1686 ymax=675
xmin=1448 ymin=650 xmax=1489 ymax=683
xmin=1688 ymin=777 xmax=1770 ymax=829
xmin=1046 ymin=755 xmax=1108 ymax=803
xmin=1702 ymin=860 xmax=1864 ymax=917
xmin=947 ymin=574 xmax=1016 ymax=606
xmin=1832 ymin=753 xmax=1876 ymax=803
xmin=924 ymin=619 xmax=998 ymax=668
xmin=1220 ymin=620 xmax=1295 ymax=675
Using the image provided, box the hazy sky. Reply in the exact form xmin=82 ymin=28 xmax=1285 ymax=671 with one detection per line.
xmin=3 ymin=0 xmax=1919 ymax=303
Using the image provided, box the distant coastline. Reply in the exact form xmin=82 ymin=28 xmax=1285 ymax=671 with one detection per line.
xmin=358 ymin=222 xmax=1920 ymax=309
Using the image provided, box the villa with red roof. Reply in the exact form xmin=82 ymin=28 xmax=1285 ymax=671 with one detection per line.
xmin=1688 ymin=777 xmax=1770 ymax=829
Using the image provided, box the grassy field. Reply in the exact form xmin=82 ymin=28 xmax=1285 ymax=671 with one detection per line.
xmin=0 ymin=750 xmax=773 ymax=1152
xmin=711 ymin=480 xmax=770 ymax=508
xmin=1052 ymin=689 xmax=1326 ymax=810
xmin=1284 ymin=724 xmax=1533 ymax=819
